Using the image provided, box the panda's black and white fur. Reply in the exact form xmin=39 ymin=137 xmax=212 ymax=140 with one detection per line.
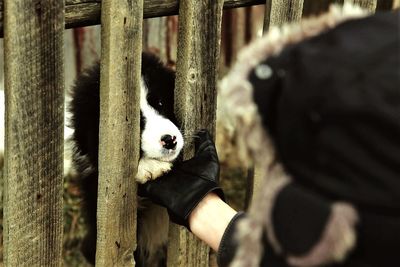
xmin=69 ymin=52 xmax=184 ymax=266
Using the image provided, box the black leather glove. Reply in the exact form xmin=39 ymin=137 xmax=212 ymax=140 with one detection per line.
xmin=138 ymin=129 xmax=224 ymax=228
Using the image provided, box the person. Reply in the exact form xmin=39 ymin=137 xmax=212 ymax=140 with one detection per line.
xmin=139 ymin=5 xmax=400 ymax=267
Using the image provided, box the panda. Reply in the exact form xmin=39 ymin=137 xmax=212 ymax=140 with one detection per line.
xmin=69 ymin=52 xmax=184 ymax=266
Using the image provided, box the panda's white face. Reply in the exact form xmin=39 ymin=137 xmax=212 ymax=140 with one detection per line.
xmin=140 ymin=79 xmax=184 ymax=162
xmin=0 ymin=83 xmax=184 ymax=176
xmin=0 ymin=75 xmax=184 ymax=182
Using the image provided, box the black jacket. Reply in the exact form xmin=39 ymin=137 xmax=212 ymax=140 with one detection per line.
xmin=218 ymin=10 xmax=400 ymax=267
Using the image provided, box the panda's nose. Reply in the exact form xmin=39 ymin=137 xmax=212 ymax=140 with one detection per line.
xmin=161 ymin=134 xmax=177 ymax=149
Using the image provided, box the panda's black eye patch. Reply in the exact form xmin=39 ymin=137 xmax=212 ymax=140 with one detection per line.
xmin=147 ymin=93 xmax=167 ymax=111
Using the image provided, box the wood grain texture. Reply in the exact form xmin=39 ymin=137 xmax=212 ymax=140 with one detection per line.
xmin=256 ymin=0 xmax=304 ymax=205
xmin=263 ymin=0 xmax=304 ymax=32
xmin=0 ymin=0 xmax=265 ymax=36
xmin=302 ymin=0 xmax=344 ymax=16
xmin=168 ymin=0 xmax=224 ymax=266
xmin=96 ymin=0 xmax=142 ymax=266
xmin=0 ymin=1 xmax=2 ymax=38
xmin=302 ymin=0 xmax=385 ymax=15
xmin=345 ymin=0 xmax=377 ymax=11
xmin=65 ymin=2 xmax=102 ymax=29
xmin=3 ymin=0 xmax=64 ymax=266
xmin=0 ymin=0 xmax=394 ymax=36
xmin=376 ymin=0 xmax=396 ymax=10
xmin=143 ymin=17 xmax=169 ymax=61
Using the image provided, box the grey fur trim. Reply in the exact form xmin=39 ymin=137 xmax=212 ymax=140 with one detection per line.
xmin=218 ymin=3 xmax=367 ymax=169
xmin=262 ymin=164 xmax=292 ymax=255
xmin=287 ymin=202 xmax=359 ymax=267
xmin=230 ymin=164 xmax=292 ymax=267
xmin=218 ymin=4 xmax=368 ymax=267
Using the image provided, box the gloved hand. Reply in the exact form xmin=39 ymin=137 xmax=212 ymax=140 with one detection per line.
xmin=138 ymin=129 xmax=224 ymax=229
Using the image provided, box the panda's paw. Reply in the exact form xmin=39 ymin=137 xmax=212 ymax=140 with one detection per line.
xmin=136 ymin=158 xmax=172 ymax=184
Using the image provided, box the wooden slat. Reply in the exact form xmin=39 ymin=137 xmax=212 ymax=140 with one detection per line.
xmin=143 ymin=17 xmax=169 ymax=61
xmin=3 ymin=0 xmax=64 ymax=266
xmin=224 ymin=0 xmax=265 ymax=9
xmin=263 ymin=0 xmax=304 ymax=33
xmin=376 ymin=0 xmax=396 ymax=10
xmin=168 ymin=0 xmax=224 ymax=266
xmin=230 ymin=8 xmax=248 ymax=63
xmin=0 ymin=0 xmax=264 ymax=37
xmin=0 ymin=0 xmax=395 ymax=37
xmin=302 ymin=0 xmax=344 ymax=17
xmin=249 ymin=0 xmax=304 ymax=206
xmin=303 ymin=0 xmax=384 ymax=17
xmin=65 ymin=2 xmax=102 ymax=29
xmin=96 ymin=0 xmax=142 ymax=266
xmin=345 ymin=0 xmax=377 ymax=11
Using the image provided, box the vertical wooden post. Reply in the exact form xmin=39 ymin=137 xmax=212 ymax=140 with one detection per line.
xmin=345 ymin=0 xmax=377 ymax=11
xmin=3 ymin=0 xmax=64 ymax=266
xmin=376 ymin=0 xmax=396 ymax=10
xmin=143 ymin=17 xmax=169 ymax=61
xmin=168 ymin=0 xmax=224 ymax=266
xmin=250 ymin=0 xmax=304 ymax=205
xmin=229 ymin=8 xmax=248 ymax=62
xmin=302 ymin=0 xmax=344 ymax=17
xmin=263 ymin=0 xmax=304 ymax=33
xmin=96 ymin=0 xmax=143 ymax=266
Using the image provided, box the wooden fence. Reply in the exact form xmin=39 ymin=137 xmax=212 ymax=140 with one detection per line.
xmin=0 ymin=0 xmax=397 ymax=266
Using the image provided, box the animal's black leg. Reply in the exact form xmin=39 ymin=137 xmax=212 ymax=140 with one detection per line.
xmin=80 ymin=170 xmax=98 ymax=265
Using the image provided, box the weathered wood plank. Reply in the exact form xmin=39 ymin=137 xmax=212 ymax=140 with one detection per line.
xmin=376 ymin=0 xmax=396 ymax=10
xmin=65 ymin=2 xmax=102 ymax=29
xmin=302 ymin=0 xmax=344 ymax=17
xmin=143 ymin=17 xmax=169 ymax=61
xmin=263 ymin=0 xmax=304 ymax=33
xmin=4 ymin=0 xmax=386 ymax=39
xmin=224 ymin=0 xmax=265 ymax=8
xmin=229 ymin=8 xmax=248 ymax=63
xmin=96 ymin=0 xmax=143 ymax=266
xmin=3 ymin=0 xmax=64 ymax=266
xmin=168 ymin=0 xmax=224 ymax=266
xmin=252 ymin=0 xmax=304 ymax=206
xmin=0 ymin=0 xmax=265 ymax=37
xmin=345 ymin=0 xmax=377 ymax=11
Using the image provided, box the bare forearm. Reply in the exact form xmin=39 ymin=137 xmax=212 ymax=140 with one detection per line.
xmin=188 ymin=193 xmax=237 ymax=251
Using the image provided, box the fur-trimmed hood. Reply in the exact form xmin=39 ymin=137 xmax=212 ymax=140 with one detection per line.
xmin=218 ymin=4 xmax=400 ymax=267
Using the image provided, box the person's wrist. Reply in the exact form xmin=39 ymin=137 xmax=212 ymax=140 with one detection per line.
xmin=189 ymin=192 xmax=236 ymax=251
xmin=188 ymin=192 xmax=221 ymax=225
